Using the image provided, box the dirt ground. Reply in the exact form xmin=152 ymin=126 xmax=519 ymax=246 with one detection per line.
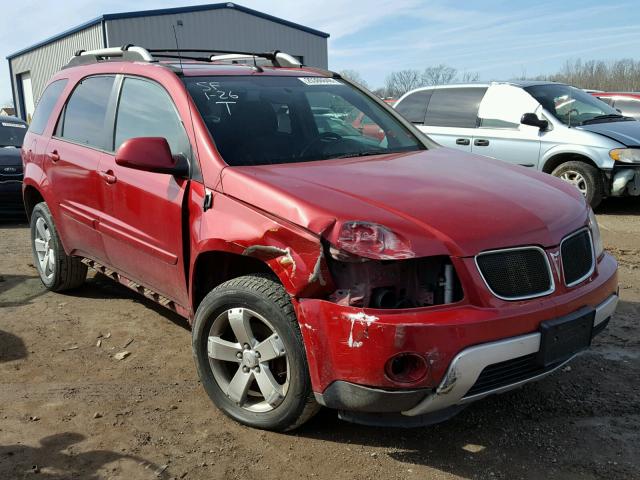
xmin=1 ymin=199 xmax=639 ymax=480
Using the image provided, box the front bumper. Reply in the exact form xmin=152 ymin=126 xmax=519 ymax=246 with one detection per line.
xmin=313 ymin=293 xmax=617 ymax=424
xmin=0 ymin=179 xmax=25 ymax=216
xmin=403 ymin=293 xmax=617 ymax=416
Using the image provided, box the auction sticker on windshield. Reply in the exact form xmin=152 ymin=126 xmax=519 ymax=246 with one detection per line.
xmin=298 ymin=77 xmax=341 ymax=86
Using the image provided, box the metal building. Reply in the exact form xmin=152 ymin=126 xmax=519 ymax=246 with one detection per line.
xmin=6 ymin=2 xmax=329 ymax=121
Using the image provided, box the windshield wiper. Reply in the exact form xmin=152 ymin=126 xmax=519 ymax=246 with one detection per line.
xmin=581 ymin=114 xmax=633 ymax=125
xmin=329 ymin=150 xmax=386 ymax=160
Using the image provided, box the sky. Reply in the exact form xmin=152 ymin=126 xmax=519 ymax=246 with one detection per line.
xmin=1 ymin=0 xmax=640 ymax=105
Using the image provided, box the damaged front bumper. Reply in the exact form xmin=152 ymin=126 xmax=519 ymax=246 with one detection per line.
xmin=295 ymin=253 xmax=618 ymax=425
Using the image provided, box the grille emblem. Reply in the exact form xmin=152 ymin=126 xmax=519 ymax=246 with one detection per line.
xmin=3 ymin=167 xmax=17 ymax=173
xmin=549 ymin=250 xmax=561 ymax=271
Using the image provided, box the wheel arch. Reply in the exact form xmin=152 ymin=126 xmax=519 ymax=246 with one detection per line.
xmin=22 ymin=184 xmax=46 ymax=222
xmin=541 ymin=152 xmax=599 ymax=174
xmin=190 ymin=250 xmax=279 ymax=313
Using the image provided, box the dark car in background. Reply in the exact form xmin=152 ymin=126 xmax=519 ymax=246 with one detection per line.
xmin=0 ymin=116 xmax=28 ymax=217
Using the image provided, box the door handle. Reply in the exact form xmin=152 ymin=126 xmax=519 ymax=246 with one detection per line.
xmin=474 ymin=139 xmax=490 ymax=146
xmin=98 ymin=170 xmax=117 ymax=184
xmin=456 ymin=138 xmax=470 ymax=146
xmin=49 ymin=150 xmax=60 ymax=162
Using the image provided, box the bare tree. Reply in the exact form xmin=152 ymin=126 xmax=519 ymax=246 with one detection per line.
xmin=339 ymin=69 xmax=369 ymax=89
xmin=461 ymin=71 xmax=480 ymax=83
xmin=384 ymin=70 xmax=423 ymax=97
xmin=422 ymin=64 xmax=457 ymax=86
xmin=530 ymin=58 xmax=640 ymax=91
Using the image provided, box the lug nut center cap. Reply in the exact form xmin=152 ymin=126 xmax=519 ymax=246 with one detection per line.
xmin=242 ymin=350 xmax=259 ymax=368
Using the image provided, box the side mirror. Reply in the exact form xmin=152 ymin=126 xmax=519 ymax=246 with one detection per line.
xmin=521 ymin=113 xmax=549 ymax=130
xmin=115 ymin=137 xmax=189 ymax=177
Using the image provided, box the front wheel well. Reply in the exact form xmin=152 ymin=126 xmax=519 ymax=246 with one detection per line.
xmin=23 ymin=186 xmax=45 ymax=221
xmin=542 ymin=153 xmax=598 ymax=174
xmin=192 ymin=251 xmax=275 ymax=311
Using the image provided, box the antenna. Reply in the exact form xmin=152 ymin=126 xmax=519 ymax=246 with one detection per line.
xmin=170 ymin=20 xmax=205 ymax=197
xmin=171 ymin=23 xmax=184 ymax=71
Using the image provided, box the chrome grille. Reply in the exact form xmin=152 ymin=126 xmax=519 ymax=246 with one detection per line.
xmin=561 ymin=229 xmax=594 ymax=287
xmin=476 ymin=247 xmax=554 ymax=300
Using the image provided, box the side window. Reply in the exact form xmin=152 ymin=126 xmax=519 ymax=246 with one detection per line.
xmin=59 ymin=76 xmax=115 ymax=149
xmin=614 ymin=99 xmax=640 ymax=117
xmin=395 ymin=90 xmax=432 ymax=124
xmin=425 ymin=87 xmax=487 ymax=128
xmin=29 ymin=79 xmax=68 ymax=135
xmin=114 ymin=77 xmax=190 ymax=157
xmin=478 ymin=85 xmax=540 ymax=129
xmin=598 ymin=97 xmax=614 ymax=107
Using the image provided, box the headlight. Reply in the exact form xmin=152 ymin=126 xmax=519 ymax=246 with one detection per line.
xmin=609 ymin=148 xmax=640 ymax=163
xmin=336 ymin=221 xmax=414 ymax=260
xmin=588 ymin=209 xmax=604 ymax=258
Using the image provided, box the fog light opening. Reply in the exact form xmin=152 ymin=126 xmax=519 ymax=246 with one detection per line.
xmin=385 ymin=353 xmax=428 ymax=384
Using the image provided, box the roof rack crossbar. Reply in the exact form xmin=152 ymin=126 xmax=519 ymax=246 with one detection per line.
xmin=64 ymin=45 xmax=302 ymax=69
xmin=65 ymin=45 xmax=154 ymax=68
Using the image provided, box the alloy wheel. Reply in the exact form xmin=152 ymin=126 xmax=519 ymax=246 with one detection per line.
xmin=34 ymin=217 xmax=55 ymax=280
xmin=207 ymin=307 xmax=289 ymax=413
xmin=559 ymin=170 xmax=588 ymax=196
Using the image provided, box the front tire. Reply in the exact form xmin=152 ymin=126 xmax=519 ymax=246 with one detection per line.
xmin=551 ymin=161 xmax=604 ymax=209
xmin=192 ymin=274 xmax=319 ymax=431
xmin=30 ymin=202 xmax=87 ymax=291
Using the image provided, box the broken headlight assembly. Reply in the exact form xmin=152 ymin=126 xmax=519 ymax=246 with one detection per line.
xmin=336 ymin=221 xmax=415 ymax=260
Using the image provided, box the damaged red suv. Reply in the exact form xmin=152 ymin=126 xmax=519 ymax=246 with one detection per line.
xmin=22 ymin=46 xmax=618 ymax=430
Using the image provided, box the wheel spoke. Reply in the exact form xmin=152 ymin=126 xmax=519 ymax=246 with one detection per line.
xmin=254 ymin=333 xmax=286 ymax=362
xmin=34 ymin=239 xmax=46 ymax=252
xmin=228 ymin=308 xmax=255 ymax=346
xmin=207 ymin=336 xmax=242 ymax=362
xmin=36 ymin=219 xmax=47 ymax=240
xmin=227 ymin=366 xmax=253 ymax=404
xmin=254 ymin=366 xmax=284 ymax=407
xmin=40 ymin=251 xmax=50 ymax=272
xmin=46 ymin=250 xmax=55 ymax=273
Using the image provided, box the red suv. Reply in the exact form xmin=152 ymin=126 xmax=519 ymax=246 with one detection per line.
xmin=22 ymin=46 xmax=618 ymax=430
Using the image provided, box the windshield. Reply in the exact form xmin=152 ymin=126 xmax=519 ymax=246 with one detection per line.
xmin=184 ymin=76 xmax=424 ymax=166
xmin=0 ymin=120 xmax=27 ymax=147
xmin=524 ymin=84 xmax=631 ymax=127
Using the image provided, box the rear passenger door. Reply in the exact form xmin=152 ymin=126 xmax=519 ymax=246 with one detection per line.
xmin=46 ymin=75 xmax=116 ymax=262
xmin=96 ymin=76 xmax=192 ymax=305
xmin=420 ymin=87 xmax=487 ymax=152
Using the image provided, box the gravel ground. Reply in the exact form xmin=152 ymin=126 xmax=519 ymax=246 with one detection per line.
xmin=0 ymin=198 xmax=639 ymax=480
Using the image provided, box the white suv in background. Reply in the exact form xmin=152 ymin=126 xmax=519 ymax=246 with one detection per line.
xmin=394 ymin=81 xmax=640 ymax=208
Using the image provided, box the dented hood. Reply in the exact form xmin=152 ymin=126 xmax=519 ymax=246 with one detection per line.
xmin=220 ymin=148 xmax=589 ymax=257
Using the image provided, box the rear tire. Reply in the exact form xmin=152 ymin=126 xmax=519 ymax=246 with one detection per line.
xmin=192 ymin=274 xmax=319 ymax=431
xmin=30 ymin=202 xmax=87 ymax=291
xmin=551 ymin=161 xmax=603 ymax=209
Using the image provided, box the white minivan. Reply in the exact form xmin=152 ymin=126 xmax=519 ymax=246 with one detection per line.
xmin=394 ymin=81 xmax=640 ymax=208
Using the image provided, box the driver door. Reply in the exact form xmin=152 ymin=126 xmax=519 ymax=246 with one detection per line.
xmin=96 ymin=76 xmax=192 ymax=305
xmin=472 ymin=84 xmax=543 ymax=168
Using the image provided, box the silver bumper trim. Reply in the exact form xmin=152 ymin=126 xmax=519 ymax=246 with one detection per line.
xmin=402 ymin=293 xmax=619 ymax=417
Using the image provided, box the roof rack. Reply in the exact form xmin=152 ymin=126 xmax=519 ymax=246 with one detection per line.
xmin=65 ymin=45 xmax=302 ymax=69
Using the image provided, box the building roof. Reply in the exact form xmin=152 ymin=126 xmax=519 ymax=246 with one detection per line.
xmin=7 ymin=2 xmax=329 ymax=60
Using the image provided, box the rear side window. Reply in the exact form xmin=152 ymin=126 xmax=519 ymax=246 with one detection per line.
xmin=424 ymin=87 xmax=487 ymax=128
xmin=29 ymin=79 xmax=68 ymax=135
xmin=114 ymin=77 xmax=190 ymax=157
xmin=59 ymin=76 xmax=115 ymax=149
xmin=395 ymin=90 xmax=432 ymax=124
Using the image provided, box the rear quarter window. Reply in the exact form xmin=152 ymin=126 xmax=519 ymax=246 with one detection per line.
xmin=424 ymin=87 xmax=487 ymax=128
xmin=28 ymin=79 xmax=68 ymax=135
xmin=395 ymin=90 xmax=432 ymax=124
xmin=58 ymin=76 xmax=115 ymax=149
